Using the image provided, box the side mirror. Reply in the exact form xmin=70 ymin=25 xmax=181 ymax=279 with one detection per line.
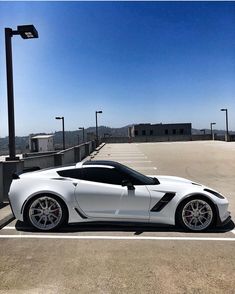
xmin=122 ymin=180 xmax=135 ymax=190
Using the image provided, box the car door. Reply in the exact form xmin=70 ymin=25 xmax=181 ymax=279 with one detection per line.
xmin=74 ymin=166 xmax=150 ymax=220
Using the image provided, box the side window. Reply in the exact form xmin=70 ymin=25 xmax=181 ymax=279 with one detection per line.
xmin=57 ymin=168 xmax=84 ymax=179
xmin=83 ymin=168 xmax=124 ymax=185
xmin=58 ymin=167 xmax=146 ymax=186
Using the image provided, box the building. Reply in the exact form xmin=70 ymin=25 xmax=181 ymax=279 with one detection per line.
xmin=30 ymin=135 xmax=54 ymax=152
xmin=130 ymin=123 xmax=192 ymax=137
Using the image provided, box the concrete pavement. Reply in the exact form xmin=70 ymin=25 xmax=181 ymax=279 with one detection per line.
xmin=0 ymin=203 xmax=14 ymax=230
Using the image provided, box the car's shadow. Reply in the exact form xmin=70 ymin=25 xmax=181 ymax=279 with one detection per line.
xmin=0 ymin=203 xmax=9 ymax=209
xmin=15 ymin=220 xmax=235 ymax=234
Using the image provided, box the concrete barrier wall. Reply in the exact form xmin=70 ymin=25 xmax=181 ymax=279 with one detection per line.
xmin=0 ymin=163 xmax=3 ymax=203
xmin=191 ymin=135 xmax=212 ymax=141
xmin=80 ymin=145 xmax=86 ymax=160
xmin=102 ymin=136 xmax=191 ymax=143
xmin=102 ymin=135 xmax=213 ymax=144
xmin=57 ymin=142 xmax=92 ymax=166
xmin=89 ymin=142 xmax=93 ymax=154
xmin=23 ymin=151 xmax=56 ymax=158
xmin=2 ymin=161 xmax=24 ymax=201
xmin=215 ymin=135 xmax=225 ymax=141
xmin=60 ymin=147 xmax=75 ymax=165
xmin=230 ymin=135 xmax=235 ymax=141
xmin=24 ymin=142 xmax=94 ymax=169
xmin=24 ymin=154 xmax=55 ymax=169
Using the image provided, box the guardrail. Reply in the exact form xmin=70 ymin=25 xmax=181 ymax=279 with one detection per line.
xmin=0 ymin=140 xmax=97 ymax=203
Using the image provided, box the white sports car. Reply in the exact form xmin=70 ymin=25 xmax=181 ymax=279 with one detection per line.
xmin=9 ymin=160 xmax=230 ymax=232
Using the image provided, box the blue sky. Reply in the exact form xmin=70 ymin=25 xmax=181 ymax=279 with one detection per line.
xmin=0 ymin=1 xmax=235 ymax=136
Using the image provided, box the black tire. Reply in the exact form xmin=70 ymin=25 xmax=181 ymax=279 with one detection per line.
xmin=25 ymin=194 xmax=68 ymax=231
xmin=176 ymin=196 xmax=215 ymax=232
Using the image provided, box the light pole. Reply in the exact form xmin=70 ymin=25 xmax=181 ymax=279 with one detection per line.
xmin=55 ymin=116 xmax=65 ymax=150
xmin=210 ymin=122 xmax=216 ymax=140
xmin=220 ymin=108 xmax=229 ymax=141
xmin=5 ymin=25 xmax=38 ymax=160
xmin=95 ymin=110 xmax=102 ymax=145
xmin=79 ymin=127 xmax=85 ymax=143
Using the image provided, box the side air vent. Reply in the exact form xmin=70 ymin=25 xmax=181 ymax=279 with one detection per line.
xmin=204 ymin=188 xmax=224 ymax=199
xmin=151 ymin=193 xmax=176 ymax=212
xmin=192 ymin=182 xmax=201 ymax=186
xmin=74 ymin=207 xmax=88 ymax=219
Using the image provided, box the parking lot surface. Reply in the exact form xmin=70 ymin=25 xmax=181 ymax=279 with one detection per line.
xmin=0 ymin=141 xmax=235 ymax=293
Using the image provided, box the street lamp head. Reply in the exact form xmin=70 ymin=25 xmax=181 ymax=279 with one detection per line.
xmin=55 ymin=116 xmax=63 ymax=120
xmin=96 ymin=110 xmax=102 ymax=114
xmin=220 ymin=108 xmax=227 ymax=112
xmin=79 ymin=127 xmax=84 ymax=130
xmin=17 ymin=25 xmax=38 ymax=39
xmin=211 ymin=122 xmax=216 ymax=125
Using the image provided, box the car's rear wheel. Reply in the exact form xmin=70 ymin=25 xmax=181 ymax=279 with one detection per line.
xmin=177 ymin=197 xmax=215 ymax=232
xmin=26 ymin=195 xmax=67 ymax=231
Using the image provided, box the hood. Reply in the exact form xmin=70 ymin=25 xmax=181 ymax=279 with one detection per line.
xmin=147 ymin=175 xmax=202 ymax=191
xmin=157 ymin=175 xmax=200 ymax=185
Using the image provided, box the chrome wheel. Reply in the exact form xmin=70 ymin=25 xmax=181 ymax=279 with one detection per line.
xmin=182 ymin=199 xmax=213 ymax=231
xmin=28 ymin=196 xmax=63 ymax=230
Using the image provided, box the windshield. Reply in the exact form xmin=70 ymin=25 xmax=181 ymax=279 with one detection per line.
xmin=118 ymin=163 xmax=159 ymax=185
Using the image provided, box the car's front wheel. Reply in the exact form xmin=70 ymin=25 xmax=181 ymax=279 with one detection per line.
xmin=177 ymin=197 xmax=215 ymax=232
xmin=26 ymin=195 xmax=67 ymax=231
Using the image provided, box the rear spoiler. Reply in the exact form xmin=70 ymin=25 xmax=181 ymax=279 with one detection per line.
xmin=12 ymin=166 xmax=41 ymax=179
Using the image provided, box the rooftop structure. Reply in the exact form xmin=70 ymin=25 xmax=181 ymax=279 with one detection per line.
xmin=30 ymin=135 xmax=54 ymax=152
xmin=129 ymin=123 xmax=192 ymax=137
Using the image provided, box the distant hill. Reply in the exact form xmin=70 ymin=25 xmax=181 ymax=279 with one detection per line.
xmin=0 ymin=136 xmax=29 ymax=155
xmin=0 ymin=125 xmax=234 ymax=155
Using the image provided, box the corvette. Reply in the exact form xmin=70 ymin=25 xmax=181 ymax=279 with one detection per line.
xmin=9 ymin=160 xmax=230 ymax=232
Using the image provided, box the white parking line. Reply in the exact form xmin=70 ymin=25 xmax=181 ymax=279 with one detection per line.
xmin=117 ymin=161 xmax=152 ymax=163
xmin=231 ymin=229 xmax=235 ymax=235
xmin=2 ymin=226 xmax=16 ymax=230
xmin=96 ymin=156 xmax=148 ymax=158
xmin=0 ymin=235 xmax=234 ymax=241
xmin=131 ymin=167 xmax=157 ymax=170
xmin=102 ymin=153 xmax=144 ymax=155
xmin=102 ymin=155 xmax=145 ymax=157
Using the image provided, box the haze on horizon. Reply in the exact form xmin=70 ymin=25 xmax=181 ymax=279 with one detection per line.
xmin=0 ymin=2 xmax=234 ymax=137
